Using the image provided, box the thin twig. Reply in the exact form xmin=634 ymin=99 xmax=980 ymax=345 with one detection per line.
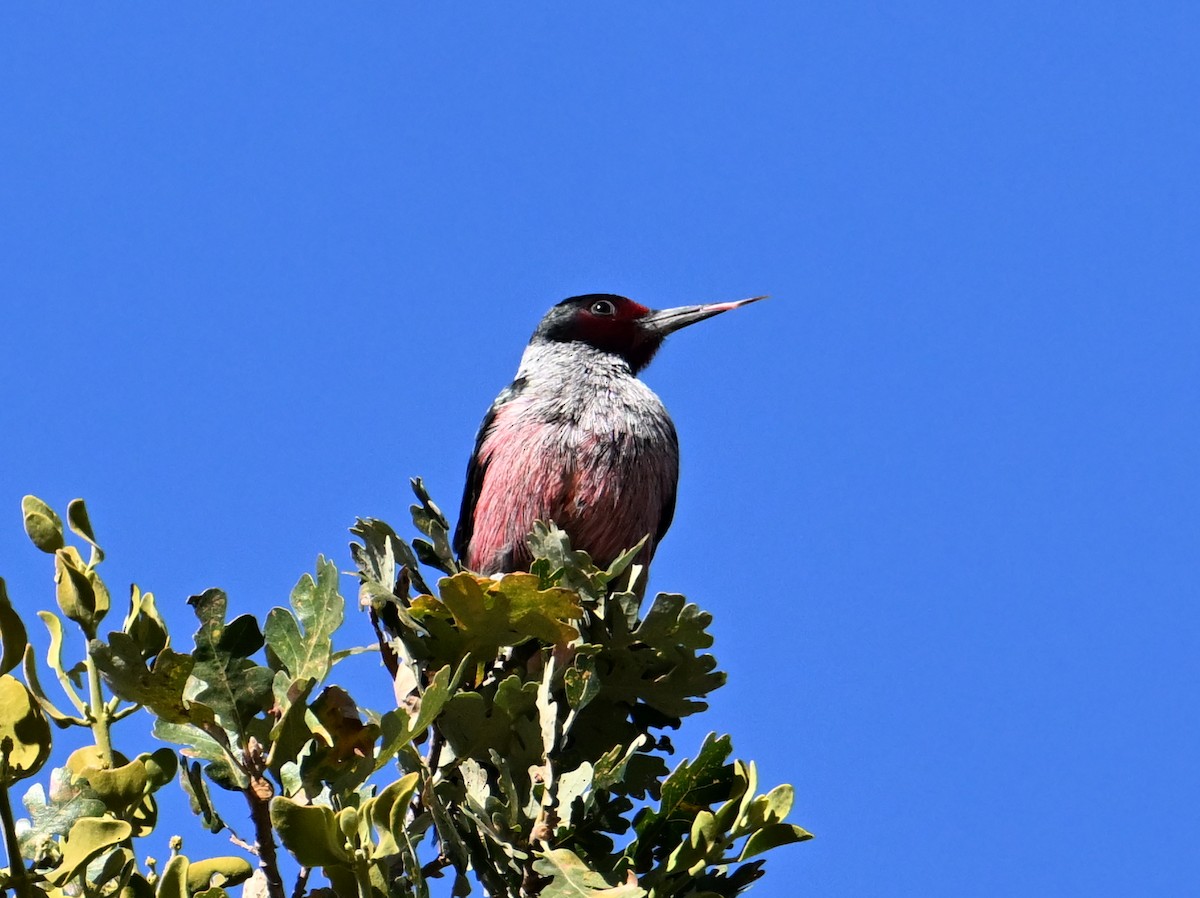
xmin=0 ymin=750 xmax=32 ymax=897
xmin=228 ymin=831 xmax=259 ymax=855
xmin=83 ymin=651 xmax=114 ymax=767
xmin=426 ymin=727 xmax=445 ymax=779
xmin=290 ymin=866 xmax=311 ymax=898
xmin=241 ymin=739 xmax=287 ymax=898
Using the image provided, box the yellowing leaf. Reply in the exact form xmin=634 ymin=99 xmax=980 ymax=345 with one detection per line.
xmin=0 ymin=674 xmax=51 ymax=785
xmin=270 ymin=796 xmax=353 ymax=867
xmin=186 ymin=856 xmax=254 ymax=891
xmin=410 ymin=572 xmax=581 ymax=673
xmin=49 ymin=816 xmax=132 ymax=886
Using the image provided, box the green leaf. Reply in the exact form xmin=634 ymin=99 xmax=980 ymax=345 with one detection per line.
xmin=54 ymin=546 xmax=110 ymax=635
xmin=330 ymin=645 xmax=376 ymax=665
xmin=538 ymin=652 xmax=560 ymax=756
xmin=410 ymin=477 xmax=459 ymax=574
xmin=534 ymin=848 xmax=646 ymax=898
xmin=411 ymin=572 xmax=581 ymax=675
xmin=528 ymin=522 xmax=605 ymax=597
xmin=350 ymin=516 xmax=433 ymax=602
xmin=585 ymin=592 xmax=724 ymax=728
xmin=270 ymin=796 xmax=354 ymax=867
xmin=689 ymin=809 xmax=718 ymax=851
xmin=527 ymin=522 xmax=647 ymax=599
xmin=121 ymin=585 xmax=168 ymax=663
xmin=87 ymin=844 xmax=138 ymax=892
xmin=19 ymin=768 xmax=107 ymax=863
xmin=554 ymin=763 xmax=595 ymax=831
xmin=140 ymin=747 xmax=177 ymax=791
xmin=21 ymin=644 xmax=85 ymax=727
xmin=264 ymin=670 xmax=317 ymax=778
xmin=66 ymin=498 xmax=104 ymax=563
xmin=564 ymin=665 xmax=602 ymax=714
xmin=90 ymin=634 xmax=201 ymax=724
xmin=221 ymin=613 xmax=266 ymax=657
xmin=325 ymin=867 xmax=360 ymax=897
xmin=437 ymin=675 xmax=540 ymax=766
xmin=627 ymin=734 xmax=735 ymax=873
xmin=707 ymin=759 xmax=751 ymax=828
xmin=179 ymin=758 xmax=227 ymax=833
xmin=64 ymin=744 xmax=114 ymax=776
xmin=656 ymin=734 xmax=733 ymax=826
xmin=691 ymin=860 xmax=765 ymax=895
xmin=122 ymin=871 xmax=158 ymax=898
xmin=204 ymin=756 xmax=251 ymax=792
xmin=187 ymin=589 xmax=275 ymax=738
xmin=186 ymin=856 xmax=254 ymax=892
xmin=79 ymin=757 xmax=149 ymax=814
xmin=48 ymin=816 xmax=132 ymax=886
xmin=374 ymin=664 xmax=456 ymax=772
xmin=366 ymin=770 xmax=420 ymax=858
xmin=738 ymin=822 xmax=814 ymax=860
xmin=0 ymin=578 xmax=28 ymax=677
xmin=336 ymin=805 xmax=360 ymax=844
xmin=152 ymin=720 xmax=248 ymax=790
xmin=22 ymin=495 xmax=64 ymax=553
xmin=64 ymin=748 xmax=159 ymax=838
xmin=736 ymin=783 xmax=793 ymax=837
xmin=384 ymin=773 xmax=422 ymax=849
xmin=592 ymin=735 xmax=665 ymax=796
xmin=0 ymin=674 xmax=52 ymax=785
xmin=155 ymin=854 xmax=189 ymax=898
xmin=35 ymin=610 xmax=88 ymax=717
xmin=53 ymin=548 xmax=90 ymax=623
xmin=264 ymin=556 xmax=343 ymax=685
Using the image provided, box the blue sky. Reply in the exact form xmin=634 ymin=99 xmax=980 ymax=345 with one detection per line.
xmin=2 ymin=4 xmax=1198 ymax=895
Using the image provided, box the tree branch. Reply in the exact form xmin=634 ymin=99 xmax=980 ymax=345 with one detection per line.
xmin=245 ymin=775 xmax=286 ymax=898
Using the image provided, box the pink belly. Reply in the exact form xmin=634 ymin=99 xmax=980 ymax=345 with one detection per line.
xmin=467 ymin=418 xmax=673 ymax=574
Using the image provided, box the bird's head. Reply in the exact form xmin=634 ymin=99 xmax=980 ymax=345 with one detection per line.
xmin=531 ymin=293 xmax=766 ymax=374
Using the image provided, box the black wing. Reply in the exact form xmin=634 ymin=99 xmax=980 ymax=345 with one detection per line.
xmin=652 ymin=418 xmax=681 ymax=548
xmin=453 ymin=378 xmax=525 ymax=563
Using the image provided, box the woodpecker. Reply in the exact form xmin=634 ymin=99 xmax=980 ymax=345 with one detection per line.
xmin=454 ymin=293 xmax=764 ymax=579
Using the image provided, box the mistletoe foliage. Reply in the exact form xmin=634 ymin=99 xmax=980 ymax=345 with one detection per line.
xmin=0 ymin=485 xmax=809 ymax=898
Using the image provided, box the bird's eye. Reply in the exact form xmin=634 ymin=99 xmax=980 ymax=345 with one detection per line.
xmin=590 ymin=300 xmax=616 ymax=316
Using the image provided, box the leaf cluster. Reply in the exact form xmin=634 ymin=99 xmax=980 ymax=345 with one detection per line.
xmin=0 ymin=485 xmax=809 ymax=898
xmin=1 ymin=498 xmax=253 ymax=898
xmin=346 ymin=483 xmax=811 ymax=897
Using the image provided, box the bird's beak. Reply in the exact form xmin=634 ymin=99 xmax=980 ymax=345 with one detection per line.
xmin=639 ymin=295 xmax=768 ymax=336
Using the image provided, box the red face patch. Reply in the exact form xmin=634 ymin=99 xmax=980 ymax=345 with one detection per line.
xmin=571 ymin=296 xmax=651 ymax=352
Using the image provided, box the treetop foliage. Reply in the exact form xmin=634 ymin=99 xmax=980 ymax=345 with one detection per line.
xmin=0 ymin=484 xmax=809 ymax=898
